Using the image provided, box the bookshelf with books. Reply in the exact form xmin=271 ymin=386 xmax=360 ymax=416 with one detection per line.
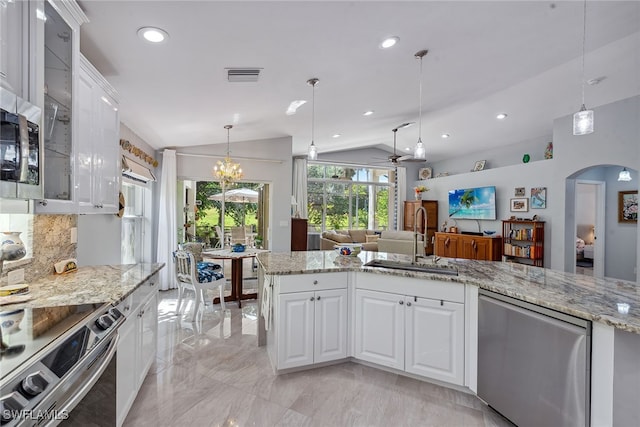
xmin=502 ymin=220 xmax=545 ymax=267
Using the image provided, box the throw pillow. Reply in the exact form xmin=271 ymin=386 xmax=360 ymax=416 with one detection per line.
xmin=349 ymin=229 xmax=367 ymax=243
xmin=365 ymin=235 xmax=379 ymax=243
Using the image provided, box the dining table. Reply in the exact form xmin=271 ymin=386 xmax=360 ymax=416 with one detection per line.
xmin=202 ymin=247 xmax=269 ymax=308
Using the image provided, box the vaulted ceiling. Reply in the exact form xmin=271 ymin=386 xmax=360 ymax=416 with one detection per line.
xmin=78 ymin=1 xmax=640 ymax=163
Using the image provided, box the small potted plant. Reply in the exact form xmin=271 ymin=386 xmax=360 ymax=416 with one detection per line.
xmin=413 ymin=185 xmax=429 ymax=200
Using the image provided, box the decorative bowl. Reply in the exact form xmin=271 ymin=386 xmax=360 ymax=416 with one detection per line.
xmin=231 ymin=243 xmax=246 ymax=253
xmin=483 ymin=230 xmax=496 ymax=236
xmin=334 ymin=244 xmax=362 ymax=257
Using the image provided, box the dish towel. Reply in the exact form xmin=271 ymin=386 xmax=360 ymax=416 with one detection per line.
xmin=261 ymin=274 xmax=272 ymax=330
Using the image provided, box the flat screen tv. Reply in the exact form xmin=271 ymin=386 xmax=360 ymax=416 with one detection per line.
xmin=448 ymin=186 xmax=497 ymax=220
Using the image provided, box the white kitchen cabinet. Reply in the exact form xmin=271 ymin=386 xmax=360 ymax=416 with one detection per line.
xmin=76 ymin=55 xmax=120 ymax=214
xmin=116 ymin=275 xmax=158 ymax=427
xmin=136 ymin=292 xmax=158 ymax=386
xmin=314 ymin=288 xmax=348 ymax=363
xmin=405 ymin=297 xmax=464 ymax=385
xmin=274 ymin=273 xmax=348 ymax=370
xmin=36 ymin=0 xmax=89 ymax=213
xmin=354 ymin=289 xmax=404 ymax=370
xmin=277 ymin=291 xmax=314 ymax=368
xmin=354 ymin=279 xmax=465 ymax=386
xmin=0 ymin=0 xmax=28 ymax=96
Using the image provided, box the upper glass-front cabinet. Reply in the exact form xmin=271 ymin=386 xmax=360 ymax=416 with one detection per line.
xmin=36 ymin=0 xmax=87 ymax=212
xmin=42 ymin=1 xmax=72 ymax=202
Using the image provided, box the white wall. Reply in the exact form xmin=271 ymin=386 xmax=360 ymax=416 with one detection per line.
xmin=174 ymin=136 xmax=293 ymax=253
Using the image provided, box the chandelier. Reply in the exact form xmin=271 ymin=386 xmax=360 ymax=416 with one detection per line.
xmin=214 ymin=124 xmax=243 ymax=185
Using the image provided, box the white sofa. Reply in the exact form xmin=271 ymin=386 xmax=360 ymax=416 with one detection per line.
xmin=377 ymin=230 xmax=424 ymax=256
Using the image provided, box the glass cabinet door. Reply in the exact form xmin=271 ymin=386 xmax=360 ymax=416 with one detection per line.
xmin=42 ymin=1 xmax=72 ymax=202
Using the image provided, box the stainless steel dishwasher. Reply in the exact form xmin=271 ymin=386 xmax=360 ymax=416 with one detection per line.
xmin=477 ymin=289 xmax=591 ymax=427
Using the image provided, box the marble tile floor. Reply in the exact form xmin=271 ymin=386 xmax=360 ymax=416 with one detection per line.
xmin=123 ymin=290 xmax=513 ymax=427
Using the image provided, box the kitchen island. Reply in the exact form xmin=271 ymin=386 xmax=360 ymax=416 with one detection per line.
xmin=256 ymin=250 xmax=639 ymax=426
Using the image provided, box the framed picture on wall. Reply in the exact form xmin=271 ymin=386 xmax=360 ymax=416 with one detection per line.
xmin=418 ymin=167 xmax=432 ymax=180
xmin=531 ymin=187 xmax=547 ymax=209
xmin=510 ymin=198 xmax=529 ymax=212
xmin=618 ymin=190 xmax=638 ymax=222
xmin=514 ymin=187 xmax=525 ymax=197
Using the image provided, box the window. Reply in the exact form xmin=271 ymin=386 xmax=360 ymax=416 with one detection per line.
xmin=307 ymin=162 xmax=391 ymax=231
xmin=121 ymin=181 xmax=152 ymax=264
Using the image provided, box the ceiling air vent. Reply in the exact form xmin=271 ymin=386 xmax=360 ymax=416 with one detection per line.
xmin=226 ymin=68 xmax=262 ymax=82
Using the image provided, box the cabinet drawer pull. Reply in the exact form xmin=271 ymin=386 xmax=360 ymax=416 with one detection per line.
xmin=313 ymin=280 xmax=318 ymax=285
xmin=399 ymin=300 xmax=404 ymax=305
xmin=124 ymin=305 xmax=130 ymax=311
xmin=441 ymin=300 xmax=444 ymax=306
xmin=310 ymin=296 xmax=315 ymax=301
xmin=149 ymin=282 xmax=156 ymax=287
xmin=406 ymin=302 xmax=412 ymax=307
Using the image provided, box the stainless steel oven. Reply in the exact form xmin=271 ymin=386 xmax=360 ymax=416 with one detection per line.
xmin=0 ymin=303 xmax=124 ymax=426
xmin=0 ymin=87 xmax=42 ymax=199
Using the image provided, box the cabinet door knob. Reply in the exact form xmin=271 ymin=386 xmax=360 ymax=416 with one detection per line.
xmin=39 ymin=199 xmax=48 ymax=206
xmin=406 ymin=302 xmax=412 ymax=307
xmin=316 ymin=295 xmax=321 ymax=301
xmin=310 ymin=296 xmax=315 ymax=301
xmin=399 ymin=300 xmax=404 ymax=305
xmin=149 ymin=282 xmax=156 ymax=287
xmin=313 ymin=280 xmax=318 ymax=285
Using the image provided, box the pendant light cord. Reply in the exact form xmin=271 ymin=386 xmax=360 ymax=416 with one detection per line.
xmin=418 ymin=55 xmax=423 ymax=142
xmin=580 ymin=0 xmax=587 ymax=107
xmin=312 ymin=82 xmax=315 ymax=144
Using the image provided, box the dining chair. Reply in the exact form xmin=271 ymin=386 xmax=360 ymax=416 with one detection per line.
xmin=213 ymin=226 xmax=224 ymax=249
xmin=230 ymin=226 xmax=246 ymax=246
xmin=174 ymin=250 xmax=226 ymax=322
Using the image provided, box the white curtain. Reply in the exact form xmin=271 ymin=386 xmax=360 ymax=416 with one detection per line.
xmin=292 ymin=157 xmax=308 ymax=219
xmin=396 ymin=166 xmax=407 ymax=231
xmin=156 ymin=149 xmax=177 ymax=290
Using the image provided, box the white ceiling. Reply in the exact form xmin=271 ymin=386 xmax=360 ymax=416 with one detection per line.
xmin=78 ymin=0 xmax=640 ymax=163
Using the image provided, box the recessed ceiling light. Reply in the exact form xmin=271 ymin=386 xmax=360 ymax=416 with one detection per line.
xmin=380 ymin=36 xmax=399 ymax=49
xmin=137 ymin=27 xmax=169 ymax=43
xmin=405 ymin=147 xmax=411 ymax=151
xmin=286 ymin=100 xmax=307 ymax=115
xmin=496 ymin=113 xmax=508 ymax=120
xmin=363 ymin=110 xmax=374 ymax=116
xmin=332 ymin=134 xmax=341 ymax=138
xmin=441 ymin=133 xmax=450 ymax=139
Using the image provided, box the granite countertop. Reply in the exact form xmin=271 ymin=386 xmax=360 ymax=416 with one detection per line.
xmin=3 ymin=263 xmax=165 ymax=309
xmin=257 ymin=251 xmax=640 ymax=334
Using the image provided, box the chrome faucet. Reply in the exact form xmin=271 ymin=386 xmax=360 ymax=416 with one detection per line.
xmin=412 ymin=206 xmax=428 ymax=264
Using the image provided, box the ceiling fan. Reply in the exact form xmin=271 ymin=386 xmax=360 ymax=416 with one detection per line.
xmin=375 ymin=122 xmax=425 ymax=164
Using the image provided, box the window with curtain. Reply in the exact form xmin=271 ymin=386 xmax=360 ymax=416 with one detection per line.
xmin=307 ymin=162 xmax=392 ymax=231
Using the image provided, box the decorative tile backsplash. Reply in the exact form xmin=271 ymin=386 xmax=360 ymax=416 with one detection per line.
xmin=1 ymin=214 xmax=77 ymax=283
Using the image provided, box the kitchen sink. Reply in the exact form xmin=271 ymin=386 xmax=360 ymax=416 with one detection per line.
xmin=363 ymin=259 xmax=458 ymax=276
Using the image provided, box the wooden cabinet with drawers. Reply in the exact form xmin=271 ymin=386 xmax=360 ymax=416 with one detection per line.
xmin=404 ymin=200 xmax=438 ymax=255
xmin=434 ymin=232 xmax=502 ymax=261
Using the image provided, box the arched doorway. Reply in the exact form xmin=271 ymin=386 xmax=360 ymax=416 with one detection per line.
xmin=565 ymin=165 xmax=637 ymax=281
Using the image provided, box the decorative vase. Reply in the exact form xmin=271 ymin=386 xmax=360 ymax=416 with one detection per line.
xmin=415 ymin=191 xmax=422 ymax=200
xmin=0 ymin=232 xmax=26 ymax=261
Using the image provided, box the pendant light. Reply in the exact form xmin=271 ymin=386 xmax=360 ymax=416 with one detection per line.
xmin=213 ymin=124 xmax=243 ymax=186
xmin=618 ymin=167 xmax=632 ymax=182
xmin=573 ymin=0 xmax=594 ymax=136
xmin=413 ymin=50 xmax=428 ymax=159
xmin=307 ymin=78 xmax=319 ymax=160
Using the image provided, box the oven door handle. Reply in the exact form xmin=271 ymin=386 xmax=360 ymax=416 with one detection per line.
xmin=56 ymin=332 xmax=119 ymax=416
